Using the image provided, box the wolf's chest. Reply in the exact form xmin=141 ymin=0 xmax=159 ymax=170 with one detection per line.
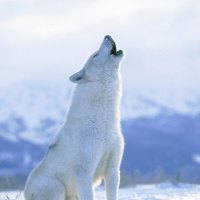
xmin=82 ymin=117 xmax=117 ymax=143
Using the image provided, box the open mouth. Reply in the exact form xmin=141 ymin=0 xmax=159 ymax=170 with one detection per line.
xmin=105 ymin=35 xmax=123 ymax=56
xmin=110 ymin=39 xmax=117 ymax=55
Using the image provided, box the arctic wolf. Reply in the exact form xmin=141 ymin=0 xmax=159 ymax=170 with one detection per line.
xmin=24 ymin=35 xmax=124 ymax=200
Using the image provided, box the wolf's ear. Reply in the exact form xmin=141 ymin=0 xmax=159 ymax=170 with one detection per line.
xmin=69 ymin=70 xmax=84 ymax=83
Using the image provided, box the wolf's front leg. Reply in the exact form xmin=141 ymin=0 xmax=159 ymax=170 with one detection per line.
xmin=104 ymin=169 xmax=120 ymax=200
xmin=104 ymin=145 xmax=124 ymax=200
xmin=76 ymin=173 xmax=94 ymax=200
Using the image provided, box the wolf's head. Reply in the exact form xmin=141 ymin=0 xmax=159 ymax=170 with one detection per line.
xmin=70 ymin=35 xmax=124 ymax=83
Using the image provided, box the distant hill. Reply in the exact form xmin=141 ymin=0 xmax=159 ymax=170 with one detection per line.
xmin=121 ymin=113 xmax=200 ymax=183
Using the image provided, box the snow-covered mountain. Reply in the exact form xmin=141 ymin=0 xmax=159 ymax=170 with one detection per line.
xmin=0 ymin=82 xmax=72 ymax=144
xmin=0 ymin=82 xmax=200 ymax=189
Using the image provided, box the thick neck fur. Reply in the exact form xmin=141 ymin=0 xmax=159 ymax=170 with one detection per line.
xmin=66 ymin=78 xmax=121 ymax=126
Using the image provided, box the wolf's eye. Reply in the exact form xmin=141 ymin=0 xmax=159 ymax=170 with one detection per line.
xmin=93 ymin=53 xmax=98 ymax=58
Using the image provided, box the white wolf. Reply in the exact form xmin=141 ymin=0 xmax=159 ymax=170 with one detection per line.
xmin=24 ymin=35 xmax=124 ymax=200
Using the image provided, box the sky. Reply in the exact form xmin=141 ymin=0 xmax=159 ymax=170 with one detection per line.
xmin=0 ymin=0 xmax=200 ymax=111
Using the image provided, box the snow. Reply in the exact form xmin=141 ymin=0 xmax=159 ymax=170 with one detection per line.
xmin=1 ymin=183 xmax=200 ymax=200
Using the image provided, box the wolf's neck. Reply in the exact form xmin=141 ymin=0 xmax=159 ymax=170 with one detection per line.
xmin=66 ymin=81 xmax=121 ymax=122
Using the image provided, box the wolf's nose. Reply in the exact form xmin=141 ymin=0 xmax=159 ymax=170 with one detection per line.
xmin=104 ymin=35 xmax=112 ymax=40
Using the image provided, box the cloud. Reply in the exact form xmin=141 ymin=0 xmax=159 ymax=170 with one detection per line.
xmin=0 ymin=0 xmax=200 ymax=107
xmin=1 ymin=0 xmax=190 ymax=39
xmin=0 ymin=0 xmax=137 ymax=39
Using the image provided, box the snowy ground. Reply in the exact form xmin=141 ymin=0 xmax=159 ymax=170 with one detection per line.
xmin=1 ymin=183 xmax=200 ymax=200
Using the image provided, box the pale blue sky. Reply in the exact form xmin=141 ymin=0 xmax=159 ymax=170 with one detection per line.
xmin=0 ymin=0 xmax=200 ymax=110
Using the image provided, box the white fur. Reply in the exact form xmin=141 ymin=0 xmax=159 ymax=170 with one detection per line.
xmin=24 ymin=36 xmax=124 ymax=200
